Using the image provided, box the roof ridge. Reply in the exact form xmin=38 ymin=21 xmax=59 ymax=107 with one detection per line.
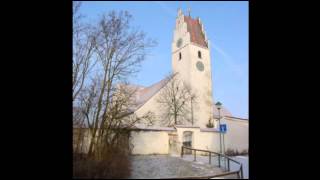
xmin=132 ymin=77 xmax=171 ymax=112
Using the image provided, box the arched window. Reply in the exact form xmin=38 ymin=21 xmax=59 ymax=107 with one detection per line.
xmin=183 ymin=131 xmax=192 ymax=145
xmin=198 ymin=51 xmax=202 ymax=59
xmin=179 ymin=52 xmax=182 ymax=60
xmin=183 ymin=131 xmax=193 ymax=154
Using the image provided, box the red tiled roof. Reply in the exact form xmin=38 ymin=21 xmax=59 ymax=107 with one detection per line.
xmin=184 ymin=16 xmax=208 ymax=48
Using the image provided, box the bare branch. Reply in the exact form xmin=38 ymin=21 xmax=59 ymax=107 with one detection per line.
xmin=157 ymin=73 xmax=198 ymax=126
xmin=73 ymin=10 xmax=157 ymax=158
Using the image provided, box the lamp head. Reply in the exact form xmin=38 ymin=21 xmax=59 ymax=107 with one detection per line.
xmin=215 ymin=101 xmax=222 ymax=110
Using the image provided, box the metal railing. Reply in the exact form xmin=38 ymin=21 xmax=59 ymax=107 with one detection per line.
xmin=164 ymin=146 xmax=243 ymax=179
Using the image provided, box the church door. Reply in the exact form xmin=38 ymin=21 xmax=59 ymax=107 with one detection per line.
xmin=183 ymin=131 xmax=193 ymax=154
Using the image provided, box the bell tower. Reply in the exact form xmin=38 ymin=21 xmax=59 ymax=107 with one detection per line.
xmin=171 ymin=9 xmax=214 ymax=128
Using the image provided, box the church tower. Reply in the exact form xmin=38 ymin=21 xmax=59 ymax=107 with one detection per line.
xmin=171 ymin=9 xmax=214 ymax=128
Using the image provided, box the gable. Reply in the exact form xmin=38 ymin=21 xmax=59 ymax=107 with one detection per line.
xmin=184 ymin=16 xmax=208 ymax=48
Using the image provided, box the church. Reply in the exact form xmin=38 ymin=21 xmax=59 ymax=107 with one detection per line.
xmin=126 ymin=9 xmax=248 ymax=155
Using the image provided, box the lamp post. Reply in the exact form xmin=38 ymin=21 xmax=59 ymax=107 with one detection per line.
xmin=215 ymin=101 xmax=222 ymax=154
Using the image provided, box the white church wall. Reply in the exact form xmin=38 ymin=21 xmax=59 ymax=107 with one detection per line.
xmin=134 ymin=86 xmax=166 ymax=127
xmin=171 ymin=43 xmax=214 ymax=128
xmin=134 ymin=77 xmax=193 ymax=127
xmin=188 ymin=44 xmax=214 ymax=128
xmin=129 ymin=128 xmax=222 ymax=155
xmin=175 ymin=127 xmax=220 ymax=155
xmin=196 ymin=131 xmax=220 ymax=153
xmin=172 ymin=44 xmax=192 ymax=85
xmin=221 ymin=117 xmax=249 ymax=152
xmin=171 ymin=12 xmax=214 ymax=129
xmin=172 ymin=11 xmax=191 ymax=53
xmin=126 ymin=10 xmax=248 ymax=156
xmin=130 ymin=131 xmax=169 ymax=155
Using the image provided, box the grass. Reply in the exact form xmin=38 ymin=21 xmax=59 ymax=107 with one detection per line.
xmin=73 ymin=149 xmax=131 ymax=179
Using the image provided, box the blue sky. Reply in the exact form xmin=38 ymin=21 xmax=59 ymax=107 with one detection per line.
xmin=77 ymin=1 xmax=248 ymax=119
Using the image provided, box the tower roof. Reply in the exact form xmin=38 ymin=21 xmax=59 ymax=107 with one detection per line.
xmin=184 ymin=16 xmax=208 ymax=48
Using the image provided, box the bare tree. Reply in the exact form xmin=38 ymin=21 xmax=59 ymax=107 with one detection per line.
xmin=72 ymin=6 xmax=157 ymax=177
xmin=73 ymin=2 xmax=96 ymax=101
xmin=185 ymin=83 xmax=198 ymax=126
xmin=73 ymin=2 xmax=98 ymax=157
xmin=73 ymin=2 xmax=82 ymax=32
xmin=157 ymin=73 xmax=198 ymax=126
xmin=78 ymin=10 xmax=156 ymax=158
xmin=96 ymin=83 xmax=155 ymax=156
xmin=73 ymin=106 xmax=87 ymax=154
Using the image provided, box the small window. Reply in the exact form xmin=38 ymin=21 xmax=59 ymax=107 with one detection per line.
xmin=179 ymin=52 xmax=182 ymax=60
xmin=198 ymin=51 xmax=202 ymax=59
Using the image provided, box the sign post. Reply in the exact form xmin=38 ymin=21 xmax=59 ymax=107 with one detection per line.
xmin=219 ymin=124 xmax=227 ymax=133
xmin=220 ymin=124 xmax=227 ymax=170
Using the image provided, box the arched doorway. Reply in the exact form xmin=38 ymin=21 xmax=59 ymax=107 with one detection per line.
xmin=183 ymin=131 xmax=193 ymax=154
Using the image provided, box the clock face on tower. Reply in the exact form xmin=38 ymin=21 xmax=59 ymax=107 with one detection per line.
xmin=176 ymin=38 xmax=183 ymax=48
xmin=196 ymin=61 xmax=204 ymax=71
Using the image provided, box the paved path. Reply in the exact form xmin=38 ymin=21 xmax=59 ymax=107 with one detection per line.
xmin=231 ymin=156 xmax=249 ymax=179
xmin=182 ymin=154 xmax=248 ymax=179
xmin=129 ymin=155 xmax=241 ymax=179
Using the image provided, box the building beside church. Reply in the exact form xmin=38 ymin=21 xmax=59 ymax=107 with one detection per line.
xmin=126 ymin=9 xmax=248 ymax=155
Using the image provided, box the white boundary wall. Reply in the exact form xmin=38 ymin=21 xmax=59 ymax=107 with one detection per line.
xmin=129 ymin=118 xmax=248 ymax=155
xmin=130 ymin=130 xmax=170 ymax=155
xmin=222 ymin=117 xmax=249 ymax=152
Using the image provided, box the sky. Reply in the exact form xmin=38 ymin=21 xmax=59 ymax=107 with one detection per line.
xmin=77 ymin=1 xmax=248 ymax=119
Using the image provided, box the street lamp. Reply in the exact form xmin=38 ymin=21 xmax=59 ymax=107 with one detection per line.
xmin=215 ymin=101 xmax=222 ymax=154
